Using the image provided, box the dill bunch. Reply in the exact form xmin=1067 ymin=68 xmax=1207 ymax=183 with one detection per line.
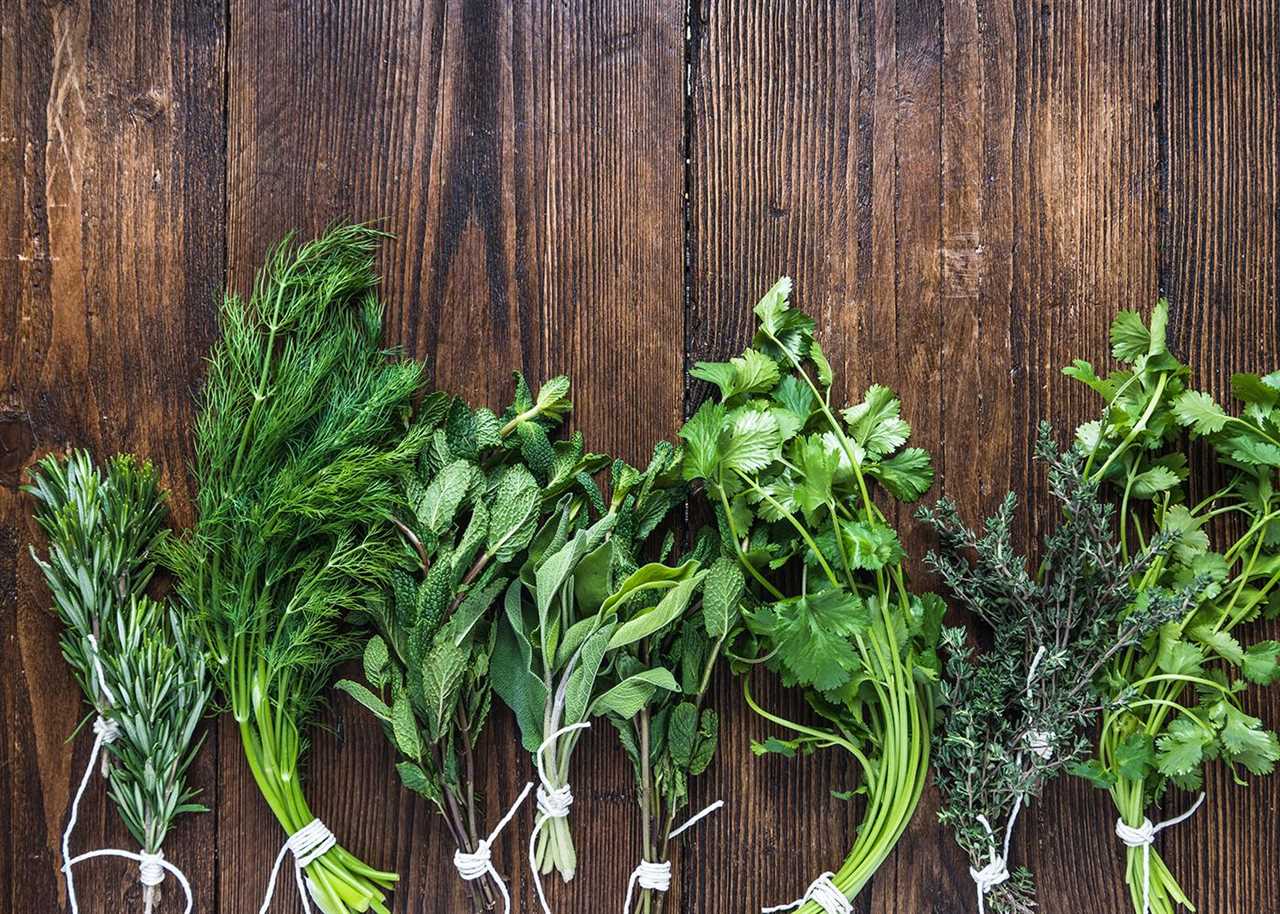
xmin=162 ymin=225 xmax=426 ymax=914
xmin=27 ymin=450 xmax=210 ymax=914
xmin=920 ymin=429 xmax=1195 ymax=914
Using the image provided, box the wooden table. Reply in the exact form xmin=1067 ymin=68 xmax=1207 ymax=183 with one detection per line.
xmin=2 ymin=2 xmax=1276 ymax=912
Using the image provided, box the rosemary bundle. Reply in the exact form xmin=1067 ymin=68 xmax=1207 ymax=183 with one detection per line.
xmin=163 ymin=225 xmax=425 ymax=914
xmin=921 ymin=429 xmax=1193 ymax=914
xmin=337 ymin=373 xmax=606 ymax=913
xmin=1062 ymin=305 xmax=1280 ymax=913
xmin=679 ymin=279 xmax=941 ymax=911
xmin=27 ymin=451 xmax=210 ymax=914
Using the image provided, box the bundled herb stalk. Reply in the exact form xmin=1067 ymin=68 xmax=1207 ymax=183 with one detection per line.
xmin=1061 ymin=304 xmax=1280 ymax=914
xmin=920 ymin=429 xmax=1193 ymax=914
xmin=607 ymin=547 xmax=741 ymax=914
xmin=337 ymin=373 xmax=606 ymax=913
xmin=491 ymin=440 xmax=693 ymax=910
xmin=27 ymin=451 xmax=210 ymax=914
xmin=163 ymin=225 xmax=425 ymax=914
xmin=679 ymin=278 xmax=941 ymax=910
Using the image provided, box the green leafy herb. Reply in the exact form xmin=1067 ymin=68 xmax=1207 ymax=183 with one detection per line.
xmin=162 ymin=226 xmax=425 ymax=914
xmin=1064 ymin=305 xmax=1280 ymax=914
xmin=920 ymin=430 xmax=1193 ymax=914
xmin=680 ymin=278 xmax=941 ymax=911
xmin=337 ymin=374 xmax=605 ymax=912
xmin=491 ymin=441 xmax=690 ymax=888
xmin=27 ymin=451 xmax=210 ymax=913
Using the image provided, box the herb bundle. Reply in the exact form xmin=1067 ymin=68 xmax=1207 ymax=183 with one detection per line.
xmin=491 ymin=440 xmax=693 ymax=909
xmin=1061 ymin=305 xmax=1280 ymax=914
xmin=27 ymin=451 xmax=210 ymax=914
xmin=920 ymin=430 xmax=1193 ymax=914
xmin=679 ymin=278 xmax=941 ymax=910
xmin=606 ymin=549 xmax=740 ymax=914
xmin=162 ymin=225 xmax=425 ymax=914
xmin=336 ymin=373 xmax=606 ymax=912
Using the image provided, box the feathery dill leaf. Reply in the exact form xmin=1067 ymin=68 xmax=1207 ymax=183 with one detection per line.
xmin=27 ymin=450 xmax=210 ymax=912
xmin=162 ymin=224 xmax=423 ymax=914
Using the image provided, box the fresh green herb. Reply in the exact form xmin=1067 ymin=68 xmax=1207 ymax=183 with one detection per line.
xmin=679 ymin=278 xmax=941 ymax=910
xmin=27 ymin=451 xmax=210 ymax=914
xmin=920 ymin=429 xmax=1193 ymax=914
xmin=162 ymin=225 xmax=425 ymax=914
xmin=491 ymin=440 xmax=691 ymax=899
xmin=337 ymin=373 xmax=605 ymax=913
xmin=606 ymin=546 xmax=740 ymax=914
xmin=1063 ymin=304 xmax=1280 ymax=914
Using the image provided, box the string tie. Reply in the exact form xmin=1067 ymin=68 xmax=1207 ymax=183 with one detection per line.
xmin=138 ymin=850 xmax=166 ymax=887
xmin=452 ymin=781 xmax=534 ymax=914
xmin=761 ymin=871 xmax=852 ymax=914
xmin=1023 ymin=729 xmax=1055 ymax=760
xmin=258 ymin=818 xmax=336 ymax=914
xmin=529 ymin=721 xmax=591 ymax=914
xmin=970 ymin=801 xmax=1022 ymax=914
xmin=621 ymin=799 xmax=724 ymax=914
xmin=1114 ymin=794 xmax=1205 ymax=914
xmin=63 ymin=847 xmax=193 ymax=914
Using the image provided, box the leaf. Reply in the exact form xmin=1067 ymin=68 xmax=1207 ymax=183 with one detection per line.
xmin=867 ymin=447 xmax=934 ymax=502
xmin=1114 ymin=731 xmax=1156 ymax=781
xmin=608 ymin=571 xmax=706 ymax=650
xmin=1173 ymin=390 xmax=1229 ymax=435
xmin=842 ymin=385 xmax=910 ymax=460
xmin=572 ymin=540 xmax=615 ymax=616
xmin=1155 ymin=717 xmax=1211 ymax=777
xmin=486 ymin=465 xmax=540 ymax=561
xmin=535 ymin=375 xmax=573 ymax=423
xmin=390 ymin=690 xmax=422 ymax=761
xmin=720 ymin=409 xmax=782 ymax=474
xmin=690 ymin=349 xmax=780 ymax=401
xmin=753 ymin=276 xmax=793 ymax=337
xmin=1220 ymin=705 xmax=1278 ymax=761
xmin=790 ymin=434 xmax=840 ymax=514
xmin=667 ymin=702 xmax=699 ymax=768
xmin=362 ymin=636 xmax=389 ymax=688
xmin=490 ymin=581 xmax=549 ymax=751
xmin=810 ymin=340 xmax=833 ymax=387
xmin=1110 ymin=309 xmax=1151 ymax=362
xmin=1232 ymin=373 xmax=1279 ymax=408
xmin=1243 ymin=640 xmax=1280 ymax=685
xmin=395 ymin=761 xmax=439 ymax=802
xmin=678 ymin=400 xmax=727 ymax=482
xmin=1130 ymin=465 xmax=1181 ymax=499
xmin=590 ymin=668 xmax=679 ymax=719
xmin=418 ymin=460 xmax=477 ymax=535
xmin=1189 ymin=626 xmax=1244 ymax=666
xmin=1068 ymin=758 xmax=1117 ymax=789
xmin=335 ymin=679 xmax=392 ymax=722
xmin=703 ymin=558 xmax=745 ymax=639
xmin=563 ymin=625 xmax=615 ymax=726
xmin=1226 ymin=434 xmax=1280 ymax=468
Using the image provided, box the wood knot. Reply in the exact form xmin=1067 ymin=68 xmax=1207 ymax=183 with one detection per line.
xmin=129 ymin=88 xmax=170 ymax=123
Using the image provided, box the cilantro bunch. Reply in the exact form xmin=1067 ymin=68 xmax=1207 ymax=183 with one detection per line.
xmin=27 ymin=451 xmax=210 ymax=914
xmin=336 ymin=374 xmax=605 ymax=912
xmin=605 ymin=546 xmax=742 ymax=914
xmin=679 ymin=278 xmax=941 ymax=910
xmin=920 ymin=430 xmax=1193 ymax=914
xmin=1062 ymin=304 xmax=1280 ymax=914
xmin=491 ymin=441 xmax=693 ymax=894
xmin=163 ymin=225 xmax=425 ymax=914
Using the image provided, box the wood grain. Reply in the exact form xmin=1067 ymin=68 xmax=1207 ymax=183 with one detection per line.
xmin=0 ymin=1 xmax=225 ymax=913
xmin=2 ymin=1 xmax=1278 ymax=912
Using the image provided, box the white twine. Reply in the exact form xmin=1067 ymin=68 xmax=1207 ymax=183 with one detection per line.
xmin=258 ymin=818 xmax=336 ymax=914
xmin=452 ymin=781 xmax=535 ymax=914
xmin=529 ymin=721 xmax=591 ymax=914
xmin=621 ymin=799 xmax=725 ymax=914
xmin=88 ymin=634 xmax=118 ymax=777
xmin=65 ymin=849 xmax=193 ymax=914
xmin=1114 ymin=793 xmax=1206 ymax=914
xmin=61 ymin=714 xmax=119 ymax=914
xmin=1022 ymin=646 xmax=1056 ymax=760
xmin=969 ymin=797 xmax=1023 ymax=914
xmin=761 ymin=871 xmax=851 ymax=914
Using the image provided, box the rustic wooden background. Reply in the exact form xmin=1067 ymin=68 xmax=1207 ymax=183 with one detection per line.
xmin=3 ymin=2 xmax=1277 ymax=912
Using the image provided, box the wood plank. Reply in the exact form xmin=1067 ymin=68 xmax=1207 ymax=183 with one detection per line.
xmin=0 ymin=1 xmax=225 ymax=912
xmin=1158 ymin=4 xmax=1280 ymax=913
xmin=224 ymin=1 xmax=685 ymax=911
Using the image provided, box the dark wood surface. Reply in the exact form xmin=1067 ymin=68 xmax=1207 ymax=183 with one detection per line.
xmin=2 ymin=3 xmax=1276 ymax=912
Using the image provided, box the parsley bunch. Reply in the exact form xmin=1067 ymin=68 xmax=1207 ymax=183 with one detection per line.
xmin=491 ymin=441 xmax=693 ymax=890
xmin=679 ymin=279 xmax=941 ymax=910
xmin=27 ymin=451 xmax=210 ymax=914
xmin=921 ymin=430 xmax=1192 ymax=914
xmin=336 ymin=373 xmax=605 ymax=912
xmin=1063 ymin=305 xmax=1280 ymax=914
xmin=163 ymin=225 xmax=426 ymax=914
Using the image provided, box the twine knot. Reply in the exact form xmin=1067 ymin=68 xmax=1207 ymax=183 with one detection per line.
xmin=969 ymin=856 xmax=1010 ymax=895
xmin=1114 ymin=794 xmax=1205 ymax=914
xmin=631 ymin=860 xmax=671 ymax=893
xmin=1023 ymin=729 xmax=1055 ymax=760
xmin=258 ymin=819 xmax=335 ymax=914
xmin=1114 ymin=818 xmax=1156 ymax=848
xmin=92 ymin=716 xmax=121 ymax=744
xmin=138 ymin=850 xmax=166 ymax=887
xmin=453 ymin=841 xmax=493 ymax=881
xmin=761 ymin=871 xmax=851 ymax=914
xmin=536 ymin=783 xmax=574 ymax=819
xmin=529 ymin=722 xmax=592 ymax=914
